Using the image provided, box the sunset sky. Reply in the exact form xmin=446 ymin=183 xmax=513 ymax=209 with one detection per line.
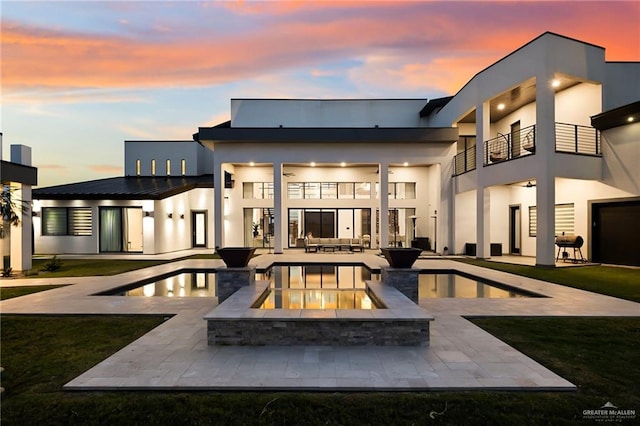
xmin=2 ymin=1 xmax=639 ymax=187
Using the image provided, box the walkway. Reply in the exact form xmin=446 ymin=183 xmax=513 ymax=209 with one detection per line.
xmin=1 ymin=253 xmax=638 ymax=391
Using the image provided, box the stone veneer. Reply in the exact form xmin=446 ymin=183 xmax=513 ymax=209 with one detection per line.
xmin=204 ymin=280 xmax=433 ymax=346
xmin=215 ymin=267 xmax=255 ymax=303
xmin=380 ymin=267 xmax=420 ymax=303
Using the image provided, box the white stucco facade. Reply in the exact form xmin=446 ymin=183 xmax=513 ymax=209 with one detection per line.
xmin=32 ymin=32 xmax=640 ymax=266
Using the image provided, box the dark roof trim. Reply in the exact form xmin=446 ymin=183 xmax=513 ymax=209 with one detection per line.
xmin=591 ymin=101 xmax=640 ymax=131
xmin=33 ymin=175 xmax=213 ymax=201
xmin=194 ymin=127 xmax=457 ymax=144
xmin=419 ymin=96 xmax=454 ymax=117
xmin=1 ymin=160 xmax=38 ymax=185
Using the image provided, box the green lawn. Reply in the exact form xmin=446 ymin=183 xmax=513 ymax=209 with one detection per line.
xmin=1 ymin=314 xmax=639 ymax=425
xmin=457 ymin=259 xmax=640 ymax=303
xmin=2 ymin=260 xmax=638 ymax=423
xmin=0 ymin=284 xmax=69 ymax=300
xmin=22 ymin=254 xmax=220 ymax=278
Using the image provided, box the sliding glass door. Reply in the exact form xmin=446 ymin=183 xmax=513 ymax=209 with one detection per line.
xmin=99 ymin=207 xmax=143 ymax=252
xmin=287 ymin=208 xmax=371 ymax=248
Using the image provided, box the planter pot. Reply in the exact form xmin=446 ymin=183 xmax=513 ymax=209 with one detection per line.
xmin=215 ymin=247 xmax=256 ymax=268
xmin=380 ymin=247 xmax=421 ymax=269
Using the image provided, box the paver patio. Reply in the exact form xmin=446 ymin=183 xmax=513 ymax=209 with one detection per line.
xmin=1 ymin=253 xmax=638 ymax=391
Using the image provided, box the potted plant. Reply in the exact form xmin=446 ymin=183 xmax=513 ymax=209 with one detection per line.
xmin=252 ymin=222 xmax=260 ymax=238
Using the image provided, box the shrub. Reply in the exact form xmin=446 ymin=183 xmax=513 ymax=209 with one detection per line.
xmin=41 ymin=256 xmax=63 ymax=272
xmin=1 ymin=267 xmax=13 ymax=277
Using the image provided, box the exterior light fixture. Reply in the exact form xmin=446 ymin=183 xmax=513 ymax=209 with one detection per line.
xmin=627 ymin=116 xmax=635 ymax=123
xmin=340 ymin=162 xmax=346 ymax=167
xmin=144 ymin=211 xmax=153 ymax=217
xmin=497 ymin=103 xmax=505 ymax=110
xmin=168 ymin=213 xmax=173 ymax=219
xmin=310 ymin=162 xmax=316 ymax=167
xmin=180 ymin=214 xmax=185 ymax=219
xmin=403 ymin=162 xmax=409 ymax=167
xmin=551 ymin=79 xmax=561 ymax=88
xmin=249 ymin=161 xmax=255 ymax=167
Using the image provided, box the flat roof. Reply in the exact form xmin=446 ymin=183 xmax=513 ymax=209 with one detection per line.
xmin=33 ymin=175 xmax=213 ymax=200
xmin=1 ymin=160 xmax=38 ymax=186
xmin=194 ymin=127 xmax=457 ymax=144
xmin=591 ymin=101 xmax=640 ymax=130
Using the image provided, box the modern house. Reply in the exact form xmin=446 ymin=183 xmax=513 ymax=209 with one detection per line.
xmin=33 ymin=32 xmax=640 ymax=266
xmin=1 ymin=133 xmax=38 ymax=272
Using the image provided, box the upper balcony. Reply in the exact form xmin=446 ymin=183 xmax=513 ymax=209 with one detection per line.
xmin=452 ymin=122 xmax=601 ymax=176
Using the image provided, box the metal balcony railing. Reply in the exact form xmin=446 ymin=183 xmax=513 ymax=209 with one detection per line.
xmin=452 ymin=146 xmax=476 ymax=176
xmin=555 ymin=122 xmax=600 ymax=155
xmin=483 ymin=124 xmax=536 ymax=166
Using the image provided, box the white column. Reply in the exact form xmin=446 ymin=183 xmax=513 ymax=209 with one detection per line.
xmin=475 ymin=101 xmax=491 ymax=258
xmin=213 ymin=157 xmax=223 ymax=249
xmin=379 ymin=162 xmax=389 ymax=248
xmin=446 ymin=162 xmax=455 ymax=254
xmin=369 ymin=172 xmax=377 ymax=249
xmin=535 ymin=72 xmax=557 ymax=266
xmin=273 ymin=162 xmax=283 ymax=254
xmin=10 ymin=184 xmax=32 ymax=272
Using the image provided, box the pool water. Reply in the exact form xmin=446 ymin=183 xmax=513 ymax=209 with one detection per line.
xmin=255 ymin=288 xmax=381 ymax=310
xmin=101 ymin=265 xmax=533 ymax=299
xmin=106 ymin=272 xmax=217 ymax=297
xmin=419 ymin=273 xmax=531 ymax=298
xmin=258 ymin=264 xmax=373 ymax=289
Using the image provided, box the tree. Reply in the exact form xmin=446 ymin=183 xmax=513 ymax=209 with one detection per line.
xmin=1 ymin=185 xmax=27 ymax=239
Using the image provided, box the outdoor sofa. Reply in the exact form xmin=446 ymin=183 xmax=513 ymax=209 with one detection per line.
xmin=305 ymin=237 xmax=364 ymax=252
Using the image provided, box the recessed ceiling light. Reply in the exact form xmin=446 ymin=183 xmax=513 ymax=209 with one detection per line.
xmin=310 ymin=162 xmax=316 ymax=167
xmin=340 ymin=162 xmax=346 ymax=167
xmin=627 ymin=116 xmax=635 ymax=122
xmin=403 ymin=162 xmax=409 ymax=167
xmin=249 ymin=161 xmax=255 ymax=167
xmin=497 ymin=103 xmax=505 ymax=110
xmin=551 ymin=79 xmax=561 ymax=88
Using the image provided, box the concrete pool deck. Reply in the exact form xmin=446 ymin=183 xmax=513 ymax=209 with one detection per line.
xmin=1 ymin=253 xmax=639 ymax=391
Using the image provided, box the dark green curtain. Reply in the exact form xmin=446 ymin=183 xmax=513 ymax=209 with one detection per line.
xmin=100 ymin=207 xmax=122 ymax=252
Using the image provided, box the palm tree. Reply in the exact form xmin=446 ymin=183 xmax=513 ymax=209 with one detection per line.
xmin=1 ymin=186 xmax=25 ymax=239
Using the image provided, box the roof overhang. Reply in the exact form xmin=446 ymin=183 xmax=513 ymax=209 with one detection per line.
xmin=591 ymin=101 xmax=640 ymax=131
xmin=194 ymin=127 xmax=457 ymax=145
xmin=33 ymin=175 xmax=213 ymax=201
xmin=1 ymin=160 xmax=38 ymax=186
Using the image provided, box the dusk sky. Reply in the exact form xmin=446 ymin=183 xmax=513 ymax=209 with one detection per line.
xmin=2 ymin=1 xmax=639 ymax=187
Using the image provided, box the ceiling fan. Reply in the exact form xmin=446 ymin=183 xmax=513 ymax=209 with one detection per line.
xmin=283 ymin=171 xmax=295 ymax=177
xmin=520 ymin=181 xmax=536 ymax=188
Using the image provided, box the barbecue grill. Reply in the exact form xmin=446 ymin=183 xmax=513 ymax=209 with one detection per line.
xmin=555 ymin=235 xmax=586 ymax=263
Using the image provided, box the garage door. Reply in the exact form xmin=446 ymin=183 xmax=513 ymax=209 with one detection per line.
xmin=592 ymin=200 xmax=640 ymax=266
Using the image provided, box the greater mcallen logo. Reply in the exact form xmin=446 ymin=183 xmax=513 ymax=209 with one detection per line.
xmin=582 ymin=402 xmax=636 ymax=422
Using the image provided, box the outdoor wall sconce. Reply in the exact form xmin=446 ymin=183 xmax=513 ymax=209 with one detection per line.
xmin=144 ymin=211 xmax=153 ymax=217
xmin=32 ymin=211 xmax=40 ymax=217
xmin=180 ymin=214 xmax=185 ymax=219
xmin=168 ymin=213 xmax=173 ymax=219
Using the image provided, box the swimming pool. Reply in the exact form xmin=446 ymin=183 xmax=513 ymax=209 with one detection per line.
xmin=100 ymin=265 xmax=536 ymax=299
xmin=418 ymin=273 xmax=533 ymax=298
xmin=253 ymin=288 xmax=383 ymax=310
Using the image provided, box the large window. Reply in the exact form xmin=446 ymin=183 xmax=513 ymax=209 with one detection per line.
xmin=243 ymin=182 xmax=274 ymax=199
xmin=388 ymin=183 xmax=416 ymax=199
xmin=288 ymin=182 xmax=371 ymax=199
xmin=42 ymin=207 xmax=92 ymax=236
xmin=529 ymin=203 xmax=574 ymax=237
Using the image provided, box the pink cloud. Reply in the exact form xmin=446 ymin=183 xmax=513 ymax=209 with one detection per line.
xmin=87 ymin=164 xmax=122 ymax=174
xmin=1 ymin=2 xmax=637 ymax=97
